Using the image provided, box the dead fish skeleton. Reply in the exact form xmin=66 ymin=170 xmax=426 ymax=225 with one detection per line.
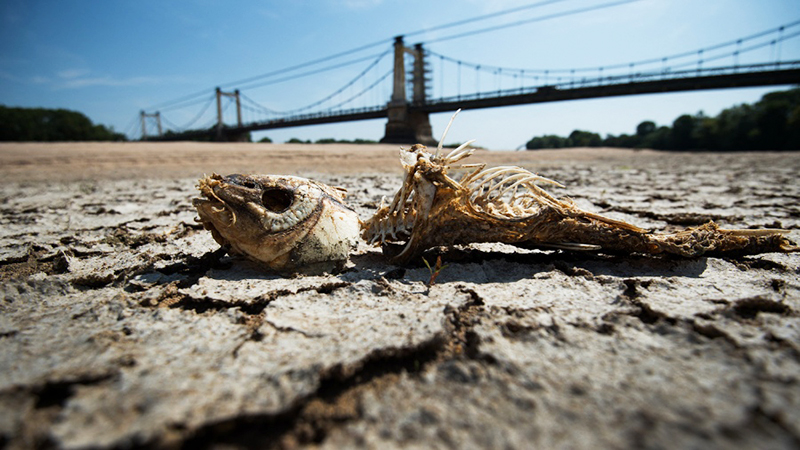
xmin=362 ymin=110 xmax=798 ymax=265
xmin=193 ymin=173 xmax=360 ymax=273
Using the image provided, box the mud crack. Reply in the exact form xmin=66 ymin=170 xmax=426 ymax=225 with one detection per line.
xmin=0 ymin=245 xmax=69 ymax=281
xmin=1 ymin=371 xmax=119 ymax=449
xmin=31 ymin=372 xmax=117 ymax=409
xmin=440 ymin=286 xmax=488 ymax=360
xmin=168 ymin=284 xmax=493 ymax=448
xmin=618 ymin=278 xmax=676 ymax=326
xmin=729 ymin=296 xmax=793 ymax=320
xmin=138 ymin=280 xmax=352 ymax=318
xmin=179 ymin=336 xmax=445 ymax=449
xmin=102 ymin=226 xmax=168 ymax=249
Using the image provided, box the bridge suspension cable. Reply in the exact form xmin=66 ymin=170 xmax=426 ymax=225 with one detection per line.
xmin=323 ymin=69 xmax=393 ymax=112
xmin=403 ymin=0 xmax=570 ymax=40
xmin=156 ymin=92 xmax=218 ymax=114
xmin=427 ymin=19 xmax=800 ymax=77
xmin=238 ymin=48 xmax=392 ymax=116
xmin=668 ymin=29 xmax=800 ymax=72
xmin=234 ymin=50 xmax=389 ymax=94
xmin=121 ymin=115 xmax=141 ymax=140
xmin=238 ymin=93 xmax=279 ymax=116
xmin=424 ymin=17 xmax=800 ymax=100
xmin=144 ymin=48 xmax=393 ymax=136
xmin=142 ymin=41 xmax=392 ymax=113
xmin=159 ymin=115 xmax=182 ymax=132
xmin=425 ymin=0 xmax=643 ymax=45
xmin=168 ymin=94 xmax=217 ymax=131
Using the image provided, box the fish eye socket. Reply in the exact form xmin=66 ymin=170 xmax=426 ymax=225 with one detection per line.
xmin=261 ymin=188 xmax=294 ymax=213
xmin=226 ymin=175 xmax=258 ymax=190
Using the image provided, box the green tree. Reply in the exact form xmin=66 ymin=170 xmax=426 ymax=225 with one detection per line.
xmin=692 ymin=116 xmax=718 ymax=150
xmin=603 ymin=133 xmax=636 ymax=148
xmin=787 ymin=104 xmax=800 ymax=149
xmin=526 ymin=134 xmax=567 ymax=149
xmin=752 ymin=88 xmax=800 ymax=149
xmin=646 ymin=126 xmax=671 ymax=149
xmin=566 ymin=130 xmax=602 ymax=147
xmin=669 ymin=114 xmax=697 ymax=150
xmin=0 ymin=106 xmax=125 ymax=141
xmin=636 ymin=120 xmax=656 ymax=138
xmin=715 ymin=104 xmax=755 ymax=150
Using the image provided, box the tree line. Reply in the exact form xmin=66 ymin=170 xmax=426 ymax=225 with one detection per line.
xmin=526 ymin=87 xmax=800 ymax=151
xmin=0 ymin=106 xmax=126 ymax=141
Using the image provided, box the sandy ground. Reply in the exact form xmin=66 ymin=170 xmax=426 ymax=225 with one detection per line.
xmin=1 ymin=142 xmax=799 ymax=449
xmin=0 ymin=141 xmax=658 ymax=182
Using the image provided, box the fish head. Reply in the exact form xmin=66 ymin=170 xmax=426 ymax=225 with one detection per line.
xmin=193 ymin=173 xmax=360 ymax=273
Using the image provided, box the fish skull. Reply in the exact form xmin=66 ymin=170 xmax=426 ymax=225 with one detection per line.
xmin=193 ymin=173 xmax=361 ymax=274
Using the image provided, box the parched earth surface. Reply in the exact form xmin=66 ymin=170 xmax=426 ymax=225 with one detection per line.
xmin=1 ymin=143 xmax=799 ymax=449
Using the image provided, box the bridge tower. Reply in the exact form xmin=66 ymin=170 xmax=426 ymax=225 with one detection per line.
xmin=215 ymin=87 xmax=248 ymax=141
xmin=139 ymin=111 xmax=162 ymax=140
xmin=380 ymin=36 xmax=436 ymax=145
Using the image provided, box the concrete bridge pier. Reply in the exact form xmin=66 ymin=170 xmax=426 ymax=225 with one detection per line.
xmin=380 ymin=36 xmax=436 ymax=146
xmin=382 ymin=104 xmax=435 ymax=145
xmin=221 ymin=130 xmax=251 ymax=142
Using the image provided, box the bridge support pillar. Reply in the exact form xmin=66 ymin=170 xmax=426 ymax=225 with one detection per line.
xmin=224 ymin=131 xmax=251 ymax=142
xmin=380 ymin=36 xmax=436 ymax=146
xmin=381 ymin=105 xmax=435 ymax=145
xmin=139 ymin=111 xmax=163 ymax=141
xmin=215 ymin=87 xmax=243 ymax=141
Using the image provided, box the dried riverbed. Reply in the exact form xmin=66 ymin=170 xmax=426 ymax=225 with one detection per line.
xmin=1 ymin=143 xmax=799 ymax=449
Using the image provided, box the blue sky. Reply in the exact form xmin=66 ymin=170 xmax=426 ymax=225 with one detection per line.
xmin=1 ymin=0 xmax=799 ymax=149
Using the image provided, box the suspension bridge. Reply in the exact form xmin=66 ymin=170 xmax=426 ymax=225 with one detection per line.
xmin=138 ymin=18 xmax=800 ymax=144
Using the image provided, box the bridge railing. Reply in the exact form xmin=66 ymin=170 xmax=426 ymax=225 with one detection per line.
xmin=234 ymin=104 xmax=388 ymax=130
xmin=423 ymin=61 xmax=800 ymax=106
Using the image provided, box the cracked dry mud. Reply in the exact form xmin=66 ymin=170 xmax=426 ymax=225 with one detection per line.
xmin=1 ymin=145 xmax=799 ymax=449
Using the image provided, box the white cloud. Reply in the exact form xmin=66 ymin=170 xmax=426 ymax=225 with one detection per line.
xmin=0 ymin=67 xmax=187 ymax=89
xmin=9 ymin=67 xmax=192 ymax=89
xmin=57 ymin=75 xmax=173 ymax=89
xmin=57 ymin=68 xmax=91 ymax=79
